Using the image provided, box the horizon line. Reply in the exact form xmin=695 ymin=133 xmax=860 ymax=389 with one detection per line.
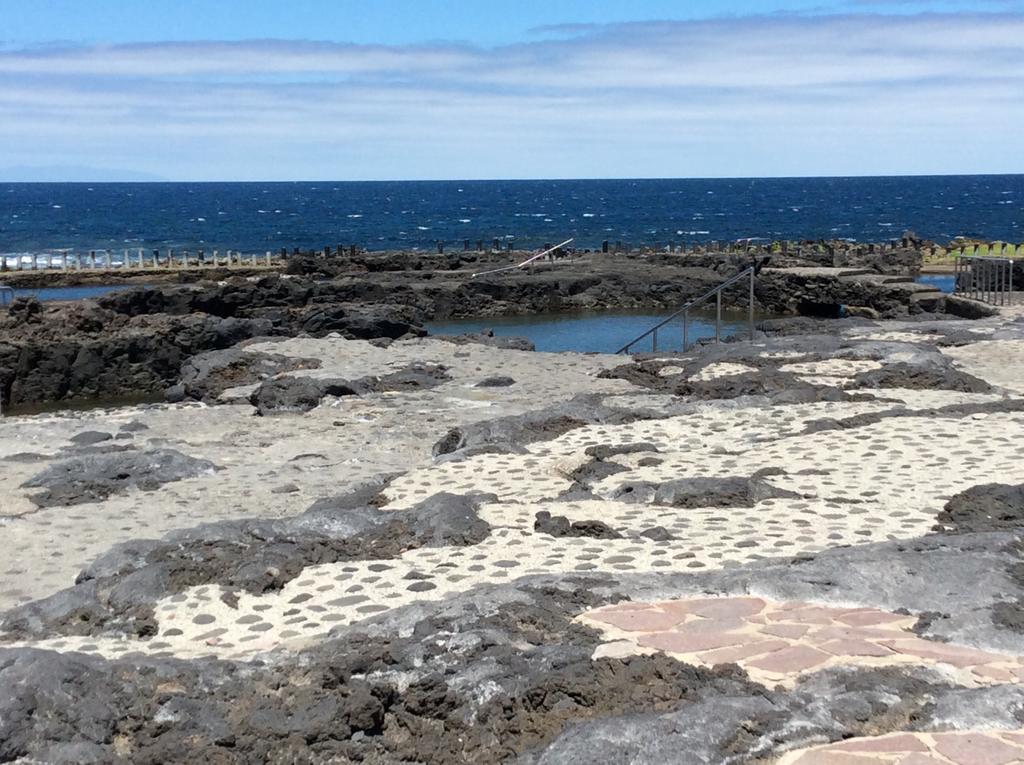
xmin=4 ymin=172 xmax=1024 ymax=184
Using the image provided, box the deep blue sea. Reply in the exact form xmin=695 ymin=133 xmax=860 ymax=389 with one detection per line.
xmin=1 ymin=176 xmax=1022 ymax=263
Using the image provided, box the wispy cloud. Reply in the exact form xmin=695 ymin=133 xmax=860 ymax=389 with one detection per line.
xmin=0 ymin=12 xmax=1022 ymax=180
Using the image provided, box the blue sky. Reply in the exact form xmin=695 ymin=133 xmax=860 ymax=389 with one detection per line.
xmin=1 ymin=0 xmax=1022 ymax=180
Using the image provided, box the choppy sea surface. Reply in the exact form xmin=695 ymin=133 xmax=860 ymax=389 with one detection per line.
xmin=1 ymin=176 xmax=1021 ymax=265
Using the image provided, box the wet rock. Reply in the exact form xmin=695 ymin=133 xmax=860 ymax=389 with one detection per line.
xmin=0 ymin=578 xmax=756 ymax=765
xmin=433 ymin=394 xmax=643 ymax=458
xmin=852 ymin=362 xmax=992 ymax=393
xmin=568 ymin=459 xmax=630 ymax=487
xmin=991 ymin=600 xmax=1024 ymax=634
xmin=944 ymin=294 xmax=1000 ymax=319
xmin=613 ymin=475 xmax=800 ymax=508
xmin=1 ymin=486 xmax=492 ymax=640
xmin=0 ymin=303 xmax=274 ymax=410
xmin=354 ymin=363 xmax=450 ymax=394
xmin=20 ymin=449 xmax=218 ymax=508
xmin=476 ymin=376 xmax=516 ymax=388
xmin=6 ymin=297 xmax=43 ymax=324
xmin=249 ymin=376 xmax=332 ymax=415
xmin=638 ymin=526 xmax=676 ymax=542
xmin=534 ymin=511 xmax=622 ymax=539
xmin=307 ymin=303 xmax=425 ymax=340
xmin=173 ymin=347 xmax=322 ymax=402
xmin=7 ymin=538 xmax=1024 ymax=765
xmin=583 ymin=443 xmax=660 ymax=460
xmin=68 ymin=431 xmax=113 ymax=446
xmin=600 ymin=363 xmax=847 ymax=404
xmin=934 ymin=483 xmax=1024 ymax=534
xmin=433 ymin=331 xmax=536 ymax=352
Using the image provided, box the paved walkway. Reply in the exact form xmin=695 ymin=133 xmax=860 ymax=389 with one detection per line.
xmin=777 ymin=730 xmax=1024 ymax=764
xmin=583 ymin=597 xmax=1024 ymax=689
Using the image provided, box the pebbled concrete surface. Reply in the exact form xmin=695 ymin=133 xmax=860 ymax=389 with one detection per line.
xmin=2 ymin=306 xmax=1024 ymax=762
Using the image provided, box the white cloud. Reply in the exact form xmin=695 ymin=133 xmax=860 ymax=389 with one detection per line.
xmin=0 ymin=12 xmax=1022 ymax=179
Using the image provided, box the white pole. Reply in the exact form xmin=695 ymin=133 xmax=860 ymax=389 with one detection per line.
xmin=471 ymin=238 xmax=574 ymax=278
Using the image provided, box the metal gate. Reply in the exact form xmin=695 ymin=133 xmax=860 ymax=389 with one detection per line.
xmin=954 ymin=256 xmax=1014 ymax=305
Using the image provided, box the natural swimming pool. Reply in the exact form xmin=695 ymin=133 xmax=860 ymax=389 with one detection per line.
xmin=426 ymin=308 xmax=769 ymax=354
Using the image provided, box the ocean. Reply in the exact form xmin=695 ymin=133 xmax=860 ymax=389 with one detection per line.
xmin=1 ymin=176 xmax=1022 ymax=263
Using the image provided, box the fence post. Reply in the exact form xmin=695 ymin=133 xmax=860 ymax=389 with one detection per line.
xmin=716 ymin=290 xmax=722 ymax=343
xmin=749 ymin=267 xmax=755 ymax=340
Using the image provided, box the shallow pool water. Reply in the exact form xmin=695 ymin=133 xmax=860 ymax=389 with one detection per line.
xmin=916 ymin=274 xmax=955 ymax=293
xmin=11 ymin=284 xmax=144 ymax=302
xmin=427 ymin=309 xmax=769 ymax=354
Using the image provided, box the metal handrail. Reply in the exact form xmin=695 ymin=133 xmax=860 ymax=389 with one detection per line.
xmin=954 ymin=255 xmax=1014 ymax=306
xmin=0 ymin=285 xmax=13 ymax=307
xmin=471 ymin=238 xmax=574 ymax=278
xmin=617 ymin=265 xmax=757 ymax=354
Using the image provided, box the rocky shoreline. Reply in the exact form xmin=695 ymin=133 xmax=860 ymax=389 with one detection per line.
xmin=2 ymin=244 xmax=1024 ymax=763
xmin=0 ymin=246 xmax=994 ymax=412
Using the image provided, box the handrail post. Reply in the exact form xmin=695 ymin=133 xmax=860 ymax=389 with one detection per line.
xmin=715 ymin=289 xmax=722 ymax=343
xmin=652 ymin=328 xmax=658 ymax=353
xmin=1001 ymin=261 xmax=1006 ymax=306
xmin=683 ymin=310 xmax=689 ymax=352
xmin=748 ymin=266 xmax=755 ymax=340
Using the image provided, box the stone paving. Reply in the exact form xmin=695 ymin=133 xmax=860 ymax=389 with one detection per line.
xmin=777 ymin=731 xmax=1024 ymax=765
xmin=582 ymin=597 xmax=1024 ymax=688
xmin=9 ymin=389 xmax=1024 ymax=661
xmin=4 ymin=310 xmax=1024 ymax=762
xmin=0 ymin=337 xmax=632 ymax=610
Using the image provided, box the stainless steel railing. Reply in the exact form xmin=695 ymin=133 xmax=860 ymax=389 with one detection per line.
xmin=954 ymin=255 xmax=1014 ymax=306
xmin=617 ymin=264 xmax=758 ymax=354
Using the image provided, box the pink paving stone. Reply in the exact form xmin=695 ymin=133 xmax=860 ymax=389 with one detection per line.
xmin=812 ymin=625 xmax=907 ymax=642
xmin=762 ymin=623 xmax=810 ymax=639
xmin=696 ymin=639 xmax=792 ymax=665
xmin=819 ymin=639 xmax=896 ymax=658
xmin=745 ymin=645 xmax=832 ymax=674
xmin=660 ymin=597 xmax=767 ymax=620
xmin=791 ymin=750 xmax=885 ymax=765
xmin=1001 ymin=733 xmax=1024 ymax=746
xmin=897 ymin=755 xmax=949 ymax=765
xmin=777 ymin=600 xmax=813 ymax=611
xmin=767 ymin=606 xmax=839 ymax=625
xmin=972 ymin=665 xmax=1017 ymax=683
xmin=590 ymin=608 xmax=684 ymax=632
xmin=638 ymin=629 xmax=746 ymax=654
xmin=880 ymin=639 xmax=1004 ymax=668
xmin=933 ymin=733 xmax=1024 ymax=765
xmin=595 ymin=602 xmax=657 ymax=614
xmin=674 ymin=617 xmax=748 ymax=635
xmin=832 ymin=734 xmax=929 ymax=753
